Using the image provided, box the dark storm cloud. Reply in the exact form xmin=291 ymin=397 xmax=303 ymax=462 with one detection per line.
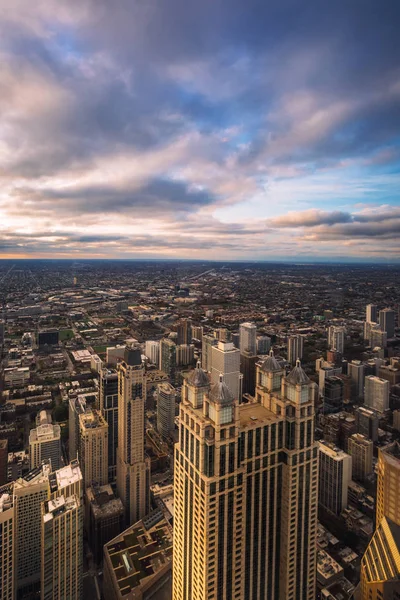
xmin=12 ymin=178 xmax=217 ymax=217
xmin=268 ymin=210 xmax=353 ymax=228
xmin=268 ymin=207 xmax=400 ymax=242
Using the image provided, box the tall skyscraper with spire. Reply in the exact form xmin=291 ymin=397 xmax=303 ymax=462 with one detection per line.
xmin=116 ymin=346 xmax=150 ymax=526
xmin=173 ymin=352 xmax=319 ymax=600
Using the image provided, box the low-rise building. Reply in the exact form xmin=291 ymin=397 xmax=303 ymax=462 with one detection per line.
xmin=103 ymin=510 xmax=173 ymax=599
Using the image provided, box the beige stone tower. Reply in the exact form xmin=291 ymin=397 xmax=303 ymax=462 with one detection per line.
xmin=78 ymin=408 xmax=108 ymax=489
xmin=360 ymin=442 xmax=400 ymax=598
xmin=173 ymin=352 xmax=319 ymax=600
xmin=116 ymin=346 xmax=150 ymax=525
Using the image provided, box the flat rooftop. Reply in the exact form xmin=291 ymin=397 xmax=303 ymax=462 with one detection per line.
xmin=105 ymin=511 xmax=172 ymax=597
xmin=239 ymin=401 xmax=279 ymax=428
xmin=54 ymin=460 xmax=82 ymax=490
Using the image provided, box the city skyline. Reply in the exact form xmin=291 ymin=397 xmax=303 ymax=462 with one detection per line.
xmin=1 ymin=1 xmax=400 ymax=261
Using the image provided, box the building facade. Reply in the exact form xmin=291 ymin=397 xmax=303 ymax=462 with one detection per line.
xmin=144 ymin=340 xmax=160 ymax=366
xmin=116 ymin=347 xmax=150 ymax=526
xmin=29 ymin=411 xmax=61 ymax=472
xmin=0 ymin=486 xmax=14 ymax=600
xmin=366 ymin=304 xmax=378 ymax=324
xmin=99 ymin=368 xmax=119 ymax=482
xmin=160 ymin=338 xmax=177 ymax=381
xmin=157 ymin=382 xmax=177 ymax=439
xmin=173 ymin=352 xmax=319 ymax=600
xmin=318 ymin=442 xmax=352 ymax=516
xmin=364 ymin=375 xmax=390 ymax=414
xmin=239 ymin=322 xmax=257 ymax=355
xmin=361 ymin=442 xmax=400 ymax=598
xmin=41 ymin=494 xmax=83 ymax=600
xmin=328 ymin=326 xmax=345 ymax=354
xmin=348 ymin=433 xmax=373 ymax=482
xmin=287 ymin=335 xmax=304 ymax=365
xmin=211 ymin=341 xmax=241 ymax=402
xmin=379 ymin=308 xmax=396 ymax=339
xmin=78 ymin=409 xmax=108 ymax=489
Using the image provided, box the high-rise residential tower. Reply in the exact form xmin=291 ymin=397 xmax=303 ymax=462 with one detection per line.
xmin=318 ymin=442 xmax=351 ymax=516
xmin=157 ymin=382 xmax=177 ymax=439
xmin=78 ymin=408 xmax=108 ymax=490
xmin=68 ymin=396 xmax=86 ymax=461
xmin=14 ymin=463 xmax=52 ymax=597
xmin=328 ymin=326 xmax=345 ymax=354
xmin=177 ymin=319 xmax=192 ymax=346
xmin=13 ymin=460 xmax=83 ymax=598
xmin=144 ymin=341 xmax=160 ymax=366
xmin=239 ymin=322 xmax=257 ymax=354
xmin=347 ymin=433 xmax=373 ymax=482
xmin=379 ymin=308 xmax=396 ymax=339
xmin=99 ymin=368 xmax=119 ymax=483
xmin=116 ymin=346 xmax=150 ymax=526
xmin=257 ymin=335 xmax=271 ymax=355
xmin=287 ymin=335 xmax=304 ymax=365
xmin=366 ymin=304 xmax=378 ymax=324
xmin=0 ymin=486 xmax=14 ymax=600
xmin=173 ymin=352 xmax=319 ymax=600
xmin=41 ymin=494 xmax=83 ymax=600
xmin=160 ymin=338 xmax=177 ymax=381
xmin=29 ymin=411 xmax=61 ymax=472
xmin=348 ymin=360 xmax=365 ymax=398
xmin=201 ymin=333 xmax=217 ymax=372
xmin=364 ymin=375 xmax=390 ymax=414
xmin=211 ymin=341 xmax=241 ymax=402
xmin=361 ymin=442 xmax=400 ymax=598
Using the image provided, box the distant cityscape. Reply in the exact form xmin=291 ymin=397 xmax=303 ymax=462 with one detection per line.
xmin=0 ymin=259 xmax=400 ymax=599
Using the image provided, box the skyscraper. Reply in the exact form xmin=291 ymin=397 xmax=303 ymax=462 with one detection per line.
xmin=41 ymin=494 xmax=83 ymax=600
xmin=240 ymin=350 xmax=258 ymax=396
xmin=116 ymin=346 xmax=150 ymax=526
xmin=347 ymin=433 xmax=373 ymax=482
xmin=211 ymin=340 xmax=241 ymax=401
xmin=29 ymin=411 xmax=61 ymax=472
xmin=323 ymin=376 xmax=344 ymax=414
xmin=157 ymin=382 xmax=176 ymax=439
xmin=99 ymin=368 xmax=119 ymax=483
xmin=201 ymin=333 xmax=217 ymax=372
xmin=287 ymin=334 xmax=304 ymax=364
xmin=177 ymin=319 xmax=192 ymax=346
xmin=78 ymin=408 xmax=108 ymax=489
xmin=68 ymin=396 xmax=86 ymax=461
xmin=328 ymin=326 xmax=345 ymax=354
xmin=14 ymin=463 xmax=52 ymax=597
xmin=361 ymin=442 xmax=400 ymax=598
xmin=365 ymin=375 xmax=390 ymax=414
xmin=348 ymin=360 xmax=365 ymax=398
xmin=14 ymin=460 xmax=83 ymax=598
xmin=160 ymin=338 xmax=177 ymax=381
xmin=379 ymin=308 xmax=396 ymax=339
xmin=257 ymin=335 xmax=271 ymax=355
xmin=318 ymin=442 xmax=352 ymax=516
xmin=144 ymin=340 xmax=160 ymax=366
xmin=173 ymin=352 xmax=319 ymax=600
xmin=366 ymin=304 xmax=378 ymax=324
xmin=0 ymin=485 xmax=14 ymax=600
xmin=0 ymin=439 xmax=8 ymax=486
xmin=355 ymin=406 xmax=379 ymax=443
xmin=239 ymin=321 xmax=257 ymax=354
xmin=368 ymin=324 xmax=388 ymax=349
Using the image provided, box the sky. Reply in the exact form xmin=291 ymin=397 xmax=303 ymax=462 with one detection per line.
xmin=0 ymin=0 xmax=400 ymax=262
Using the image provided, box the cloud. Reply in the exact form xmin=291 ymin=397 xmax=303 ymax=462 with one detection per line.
xmin=267 ymin=206 xmax=400 ymax=243
xmin=0 ymin=0 xmax=400 ymax=260
xmin=268 ymin=210 xmax=353 ymax=228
